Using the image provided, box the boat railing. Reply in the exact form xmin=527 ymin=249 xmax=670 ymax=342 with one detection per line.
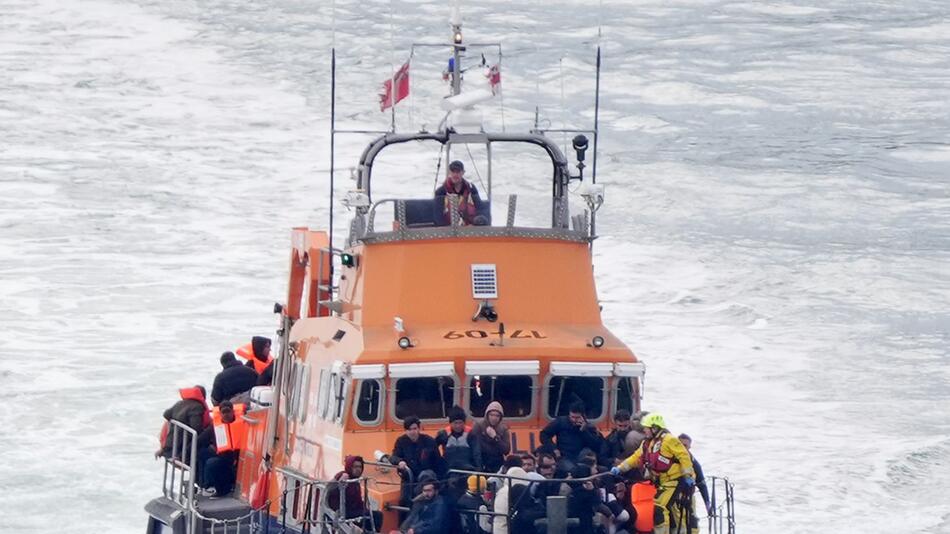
xmin=191 ymin=505 xmax=265 ymax=534
xmin=356 ymin=193 xmax=588 ymax=245
xmin=707 ymin=476 xmax=737 ymax=534
xmin=275 ymin=466 xmax=378 ymax=534
xmin=161 ymin=420 xmax=199 ymax=533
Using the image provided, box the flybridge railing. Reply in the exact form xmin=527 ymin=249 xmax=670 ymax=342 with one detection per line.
xmin=352 ymin=193 xmax=589 ymax=246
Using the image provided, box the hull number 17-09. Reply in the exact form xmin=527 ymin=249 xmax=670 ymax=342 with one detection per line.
xmin=443 ymin=329 xmax=546 ymax=339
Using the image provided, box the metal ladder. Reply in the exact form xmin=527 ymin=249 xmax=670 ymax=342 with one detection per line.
xmin=314 ymin=246 xmax=342 ymax=317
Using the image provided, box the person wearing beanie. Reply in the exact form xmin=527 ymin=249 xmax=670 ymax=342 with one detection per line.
xmin=471 ymin=401 xmax=510 ymax=473
xmin=436 ymin=405 xmax=481 ymax=471
xmin=210 ymin=351 xmax=258 ymax=406
xmin=457 ymin=475 xmax=491 ymax=534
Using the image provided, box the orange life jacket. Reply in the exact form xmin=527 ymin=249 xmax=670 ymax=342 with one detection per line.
xmin=211 ymin=403 xmax=248 ymax=453
xmin=236 ymin=343 xmax=273 ymax=374
xmin=630 ymin=481 xmax=657 ymax=533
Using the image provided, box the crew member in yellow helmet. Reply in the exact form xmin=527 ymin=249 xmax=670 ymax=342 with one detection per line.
xmin=610 ymin=413 xmax=695 ymax=534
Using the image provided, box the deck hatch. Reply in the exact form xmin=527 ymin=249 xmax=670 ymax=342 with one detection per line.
xmin=471 ymin=264 xmax=498 ymax=299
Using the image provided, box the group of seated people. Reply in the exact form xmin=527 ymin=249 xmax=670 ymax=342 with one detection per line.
xmin=156 ymin=336 xmax=275 ymax=497
xmin=329 ymin=401 xmax=710 ymax=534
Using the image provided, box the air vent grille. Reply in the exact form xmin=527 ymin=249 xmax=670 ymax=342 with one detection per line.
xmin=471 ymin=264 xmax=498 ymax=299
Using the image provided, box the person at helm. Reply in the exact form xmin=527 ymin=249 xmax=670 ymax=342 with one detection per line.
xmin=610 ymin=413 xmax=695 ymax=534
xmin=434 ymin=160 xmax=487 ymax=226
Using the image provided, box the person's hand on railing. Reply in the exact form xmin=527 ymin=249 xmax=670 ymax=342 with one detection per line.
xmin=609 ymin=467 xmax=621 ymax=476
xmin=397 ymin=461 xmax=408 ymax=472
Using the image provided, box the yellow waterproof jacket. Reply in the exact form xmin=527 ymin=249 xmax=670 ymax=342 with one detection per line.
xmin=618 ymin=430 xmax=694 ymax=487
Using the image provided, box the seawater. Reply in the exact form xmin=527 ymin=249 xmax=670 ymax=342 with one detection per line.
xmin=1 ymin=1 xmax=948 ymax=532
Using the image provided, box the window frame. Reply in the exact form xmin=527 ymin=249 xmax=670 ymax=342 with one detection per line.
xmin=390 ymin=373 xmax=459 ymax=424
xmin=463 ymin=373 xmax=537 ymax=422
xmin=332 ymin=372 xmax=349 ymax=426
xmin=296 ymin=363 xmax=311 ymax=423
xmin=542 ymin=374 xmax=608 ymax=423
xmin=352 ymin=378 xmax=384 ymax=427
xmin=611 ymin=376 xmax=641 ymax=419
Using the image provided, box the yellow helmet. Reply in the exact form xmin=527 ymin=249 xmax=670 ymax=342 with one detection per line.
xmin=640 ymin=413 xmax=666 ymax=429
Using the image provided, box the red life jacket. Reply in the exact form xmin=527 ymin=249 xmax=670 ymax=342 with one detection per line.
xmin=642 ymin=430 xmax=676 ymax=473
xmin=211 ymin=403 xmax=248 ymax=453
xmin=236 ymin=343 xmax=273 ymax=374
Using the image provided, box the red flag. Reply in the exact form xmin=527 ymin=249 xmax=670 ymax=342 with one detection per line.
xmin=379 ymin=61 xmax=410 ymax=112
xmin=487 ymin=64 xmax=501 ymax=95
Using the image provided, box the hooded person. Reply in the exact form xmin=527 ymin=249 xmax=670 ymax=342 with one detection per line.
xmin=491 ymin=466 xmax=528 ymax=534
xmin=160 ymin=385 xmax=211 ymax=457
xmin=327 ymin=455 xmax=382 ymax=529
xmin=328 ymin=455 xmax=367 ymax=518
xmin=210 ymin=351 xmax=258 ymax=406
xmin=236 ymin=336 xmax=272 ymax=375
xmin=471 ymin=401 xmax=510 ymax=473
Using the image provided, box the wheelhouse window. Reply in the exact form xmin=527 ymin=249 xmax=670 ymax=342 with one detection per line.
xmin=394 ymin=376 xmax=455 ymax=420
xmin=469 ymin=375 xmax=533 ymax=418
xmin=615 ymin=376 xmax=639 ymax=415
xmin=354 ymin=379 xmax=382 ymax=424
xmin=547 ymin=376 xmax=605 ymax=420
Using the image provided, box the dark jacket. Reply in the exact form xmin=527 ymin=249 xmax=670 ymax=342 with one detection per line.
xmin=391 ymin=434 xmax=444 ymax=477
xmin=566 ymin=484 xmax=601 ymax=534
xmin=470 ymin=401 xmax=510 ymax=473
xmin=162 ymin=387 xmax=210 ymax=455
xmin=403 ymin=494 xmax=450 ymax=534
xmin=436 ymin=427 xmax=481 ymax=470
xmin=434 ymin=179 xmax=484 ymax=226
xmin=509 ymin=484 xmax=545 ymax=534
xmin=457 ymin=492 xmax=490 ymax=534
xmin=327 ymin=455 xmax=367 ymax=518
xmin=540 ymin=417 xmax=604 ymax=463
xmin=690 ymin=453 xmax=710 ymax=509
xmin=211 ymin=360 xmax=259 ymax=405
xmin=601 ymin=427 xmax=631 ymax=465
xmin=256 ymin=360 xmax=274 ymax=386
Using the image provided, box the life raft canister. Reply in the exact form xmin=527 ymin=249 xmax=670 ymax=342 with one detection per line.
xmin=630 ymin=480 xmax=657 ymax=533
xmin=212 ymin=403 xmax=248 ymax=453
xmin=236 ymin=343 xmax=272 ymax=374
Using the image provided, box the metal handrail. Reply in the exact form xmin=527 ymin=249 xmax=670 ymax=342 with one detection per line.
xmin=161 ymin=419 xmax=198 ymax=534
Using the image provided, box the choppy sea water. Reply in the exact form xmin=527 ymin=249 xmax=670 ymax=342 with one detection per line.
xmin=1 ymin=1 xmax=948 ymax=532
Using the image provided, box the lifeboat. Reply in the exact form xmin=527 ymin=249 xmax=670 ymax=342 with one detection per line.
xmin=145 ymin=16 xmax=734 ymax=534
